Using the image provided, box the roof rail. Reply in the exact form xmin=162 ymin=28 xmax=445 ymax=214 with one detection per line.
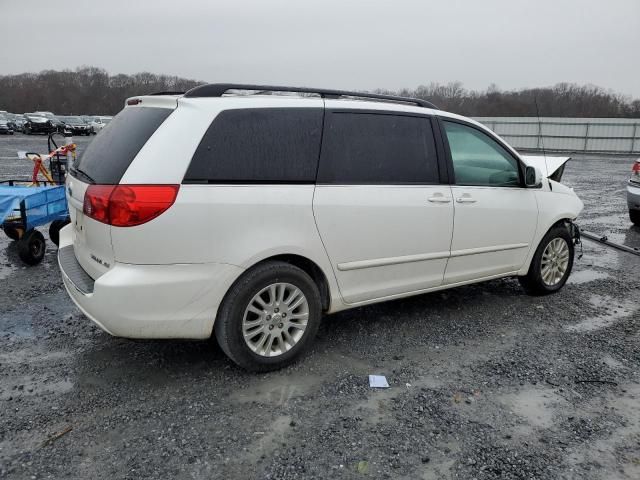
xmin=183 ymin=83 xmax=438 ymax=109
xmin=148 ymin=91 xmax=185 ymax=96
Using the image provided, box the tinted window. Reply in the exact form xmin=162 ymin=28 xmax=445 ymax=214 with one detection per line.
xmin=72 ymin=107 xmax=172 ymax=184
xmin=443 ymin=121 xmax=521 ymax=187
xmin=184 ymin=108 xmax=323 ymax=183
xmin=317 ymin=112 xmax=438 ymax=184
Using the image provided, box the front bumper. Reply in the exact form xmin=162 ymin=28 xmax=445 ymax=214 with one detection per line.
xmin=627 ymin=181 xmax=640 ymax=211
xmin=57 ymin=226 xmax=243 ymax=339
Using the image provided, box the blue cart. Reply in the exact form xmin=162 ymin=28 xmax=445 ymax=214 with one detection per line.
xmin=0 ymin=180 xmax=70 ymax=265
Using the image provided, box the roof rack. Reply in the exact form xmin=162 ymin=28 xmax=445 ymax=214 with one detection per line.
xmin=148 ymin=91 xmax=186 ymax=96
xmin=183 ymin=83 xmax=438 ymax=109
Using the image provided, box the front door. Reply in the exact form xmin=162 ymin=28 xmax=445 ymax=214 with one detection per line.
xmin=440 ymin=120 xmax=538 ymax=284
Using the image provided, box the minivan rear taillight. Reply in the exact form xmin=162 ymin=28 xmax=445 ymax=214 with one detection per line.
xmin=83 ymin=185 xmax=179 ymax=227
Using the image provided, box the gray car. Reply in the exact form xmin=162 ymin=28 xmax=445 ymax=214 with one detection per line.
xmin=628 ymin=158 xmax=640 ymax=226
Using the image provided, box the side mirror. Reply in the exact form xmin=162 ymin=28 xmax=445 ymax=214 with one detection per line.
xmin=525 ymin=165 xmax=543 ymax=188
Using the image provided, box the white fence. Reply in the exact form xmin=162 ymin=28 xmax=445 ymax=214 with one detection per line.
xmin=473 ymin=117 xmax=640 ymax=155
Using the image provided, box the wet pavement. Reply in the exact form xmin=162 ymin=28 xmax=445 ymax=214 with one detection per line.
xmin=1 ymin=134 xmax=639 ymax=479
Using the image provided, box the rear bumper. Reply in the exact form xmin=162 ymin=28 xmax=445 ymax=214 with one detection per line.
xmin=627 ymin=182 xmax=640 ymax=211
xmin=57 ymin=226 xmax=243 ymax=339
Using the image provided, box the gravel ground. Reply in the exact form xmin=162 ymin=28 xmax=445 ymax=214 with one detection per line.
xmin=1 ymin=133 xmax=639 ymax=480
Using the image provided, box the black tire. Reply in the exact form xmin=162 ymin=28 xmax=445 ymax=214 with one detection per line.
xmin=17 ymin=229 xmax=46 ymax=266
xmin=519 ymin=224 xmax=574 ymax=295
xmin=214 ymin=261 xmax=322 ymax=372
xmin=630 ymin=210 xmax=640 ymax=226
xmin=3 ymin=226 xmax=21 ymax=241
xmin=49 ymin=218 xmax=70 ymax=246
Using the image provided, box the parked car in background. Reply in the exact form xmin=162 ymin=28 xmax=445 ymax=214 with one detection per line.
xmin=80 ymin=116 xmax=96 ymax=133
xmin=628 ymin=159 xmax=640 ymax=226
xmin=89 ymin=116 xmax=112 ymax=133
xmin=61 ymin=116 xmax=93 ymax=136
xmin=12 ymin=117 xmax=25 ymax=132
xmin=23 ymin=114 xmax=54 ymax=135
xmin=58 ymin=84 xmax=584 ymax=371
xmin=0 ymin=118 xmax=14 ymax=135
xmin=6 ymin=117 xmax=18 ymax=132
xmin=34 ymin=111 xmax=66 ymax=133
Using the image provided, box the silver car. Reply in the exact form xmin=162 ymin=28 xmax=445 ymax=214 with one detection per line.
xmin=628 ymin=159 xmax=640 ymax=226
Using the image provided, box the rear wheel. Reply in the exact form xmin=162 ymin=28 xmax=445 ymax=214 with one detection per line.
xmin=215 ymin=261 xmax=322 ymax=372
xmin=49 ymin=218 xmax=70 ymax=246
xmin=630 ymin=210 xmax=640 ymax=226
xmin=519 ymin=224 xmax=574 ymax=295
xmin=17 ymin=229 xmax=46 ymax=265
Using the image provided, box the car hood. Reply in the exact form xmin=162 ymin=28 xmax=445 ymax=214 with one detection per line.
xmin=521 ymin=155 xmax=571 ymax=179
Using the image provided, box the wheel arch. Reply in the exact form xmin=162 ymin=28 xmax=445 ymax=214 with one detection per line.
xmin=518 ymin=215 xmax=576 ymax=276
xmin=248 ymin=254 xmax=332 ymax=312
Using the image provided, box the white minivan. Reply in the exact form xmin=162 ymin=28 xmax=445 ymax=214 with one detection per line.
xmin=58 ymin=84 xmax=583 ymax=371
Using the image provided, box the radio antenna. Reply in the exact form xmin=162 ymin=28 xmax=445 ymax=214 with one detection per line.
xmin=534 ymin=95 xmax=549 ymax=178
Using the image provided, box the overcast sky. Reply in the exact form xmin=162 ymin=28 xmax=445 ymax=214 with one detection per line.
xmin=2 ymin=0 xmax=639 ymax=97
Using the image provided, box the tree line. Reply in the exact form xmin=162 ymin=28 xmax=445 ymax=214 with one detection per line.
xmin=379 ymin=82 xmax=640 ymax=118
xmin=0 ymin=67 xmax=202 ymax=116
xmin=0 ymin=67 xmax=638 ymax=118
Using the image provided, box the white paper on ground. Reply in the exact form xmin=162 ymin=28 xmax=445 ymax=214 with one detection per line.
xmin=369 ymin=375 xmax=389 ymax=388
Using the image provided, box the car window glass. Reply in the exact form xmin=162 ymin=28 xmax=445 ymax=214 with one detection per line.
xmin=443 ymin=120 xmax=520 ymax=187
xmin=74 ymin=107 xmax=173 ymax=184
xmin=184 ymin=108 xmax=323 ymax=183
xmin=317 ymin=112 xmax=438 ymax=184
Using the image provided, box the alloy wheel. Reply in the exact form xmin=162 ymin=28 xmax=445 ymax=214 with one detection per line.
xmin=540 ymin=237 xmax=570 ymax=286
xmin=242 ymin=282 xmax=309 ymax=357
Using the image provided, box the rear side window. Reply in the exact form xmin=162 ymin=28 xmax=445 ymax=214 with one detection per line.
xmin=72 ymin=107 xmax=172 ymax=184
xmin=184 ymin=108 xmax=323 ymax=183
xmin=317 ymin=112 xmax=438 ymax=184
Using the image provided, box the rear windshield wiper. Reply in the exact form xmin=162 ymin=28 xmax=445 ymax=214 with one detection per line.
xmin=70 ymin=166 xmax=95 ymax=184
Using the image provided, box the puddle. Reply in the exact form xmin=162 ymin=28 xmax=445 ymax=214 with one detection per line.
xmin=565 ymin=295 xmax=636 ymax=332
xmin=501 ymin=386 xmax=566 ymax=428
xmin=569 ymin=269 xmax=610 ymax=285
xmin=0 ymin=311 xmax=35 ymax=338
xmin=230 ymin=371 xmax=325 ymax=405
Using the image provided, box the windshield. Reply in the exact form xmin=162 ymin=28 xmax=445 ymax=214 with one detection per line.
xmin=66 ymin=117 xmax=84 ymax=125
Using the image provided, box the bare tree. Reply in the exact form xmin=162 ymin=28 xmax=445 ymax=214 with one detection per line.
xmin=0 ymin=68 xmax=638 ymax=117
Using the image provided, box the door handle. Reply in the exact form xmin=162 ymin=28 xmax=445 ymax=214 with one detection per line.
xmin=456 ymin=196 xmax=477 ymax=203
xmin=428 ymin=195 xmax=452 ymax=203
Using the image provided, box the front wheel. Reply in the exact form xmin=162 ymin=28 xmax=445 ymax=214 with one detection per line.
xmin=519 ymin=224 xmax=574 ymax=295
xmin=630 ymin=210 xmax=640 ymax=226
xmin=215 ymin=261 xmax=322 ymax=372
